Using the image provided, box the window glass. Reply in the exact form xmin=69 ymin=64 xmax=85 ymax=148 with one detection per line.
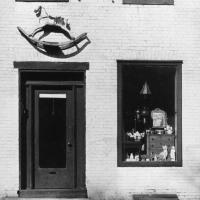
xmin=117 ymin=61 xmax=182 ymax=167
xmin=39 ymin=95 xmax=66 ymax=168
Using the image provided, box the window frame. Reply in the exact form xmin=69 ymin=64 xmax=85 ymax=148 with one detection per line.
xmin=123 ymin=0 xmax=173 ymax=5
xmin=117 ymin=60 xmax=182 ymax=167
xmin=16 ymin=0 xmax=68 ymax=2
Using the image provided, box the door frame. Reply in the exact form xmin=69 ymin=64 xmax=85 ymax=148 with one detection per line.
xmin=14 ymin=62 xmax=89 ymax=198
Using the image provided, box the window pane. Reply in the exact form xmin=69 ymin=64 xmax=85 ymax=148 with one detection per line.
xmin=122 ymin=66 xmax=177 ymax=162
xmin=39 ymin=96 xmax=66 ymax=168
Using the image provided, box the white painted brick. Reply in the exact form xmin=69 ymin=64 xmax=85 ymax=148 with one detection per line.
xmin=0 ymin=0 xmax=200 ymax=199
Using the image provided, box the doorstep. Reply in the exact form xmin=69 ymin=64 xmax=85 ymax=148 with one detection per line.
xmin=133 ymin=194 xmax=179 ymax=200
xmin=5 ymin=198 xmax=88 ymax=200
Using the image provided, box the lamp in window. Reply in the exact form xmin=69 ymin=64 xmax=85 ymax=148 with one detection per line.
xmin=140 ymin=81 xmax=151 ymax=95
xmin=140 ymin=82 xmax=151 ymax=129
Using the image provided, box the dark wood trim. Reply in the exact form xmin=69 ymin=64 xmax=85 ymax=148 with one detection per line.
xmin=26 ymin=85 xmax=33 ymax=189
xmin=117 ymin=60 xmax=183 ymax=65
xmin=19 ymin=188 xmax=87 ymax=198
xmin=34 ymin=90 xmax=39 ymax=187
xmin=176 ymin=63 xmax=182 ymax=165
xmin=25 ymin=81 xmax=84 ymax=86
xmin=17 ymin=63 xmax=88 ymax=197
xmin=18 ymin=71 xmax=22 ymax=190
xmin=119 ymin=161 xmax=182 ymax=167
xmin=123 ymin=0 xmax=174 ymax=5
xmin=76 ymin=85 xmax=86 ymax=189
xmin=117 ymin=65 xmax=123 ymax=166
xmin=67 ymin=87 xmax=76 ymax=188
xmin=117 ymin=60 xmax=183 ymax=167
xmin=14 ymin=62 xmax=89 ymax=71
xmin=16 ymin=0 xmax=69 ymax=2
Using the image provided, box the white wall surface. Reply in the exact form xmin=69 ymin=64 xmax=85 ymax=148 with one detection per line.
xmin=0 ymin=0 xmax=200 ymax=199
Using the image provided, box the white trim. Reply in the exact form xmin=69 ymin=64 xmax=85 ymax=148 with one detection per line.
xmin=39 ymin=93 xmax=67 ymax=98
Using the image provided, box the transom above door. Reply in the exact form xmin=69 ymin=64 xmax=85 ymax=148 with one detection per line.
xmin=14 ymin=62 xmax=88 ymax=198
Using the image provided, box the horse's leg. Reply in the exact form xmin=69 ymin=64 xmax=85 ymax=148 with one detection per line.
xmin=60 ymin=29 xmax=80 ymax=50
xmin=29 ymin=27 xmax=43 ymax=37
xmin=38 ymin=31 xmax=50 ymax=40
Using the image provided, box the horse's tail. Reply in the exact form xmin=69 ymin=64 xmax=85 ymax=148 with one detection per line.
xmin=42 ymin=6 xmax=49 ymax=16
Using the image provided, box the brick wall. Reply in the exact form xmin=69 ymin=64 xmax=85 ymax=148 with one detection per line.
xmin=0 ymin=0 xmax=200 ymax=199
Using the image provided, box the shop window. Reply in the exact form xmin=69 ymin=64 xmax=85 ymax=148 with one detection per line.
xmin=123 ymin=0 xmax=173 ymax=5
xmin=117 ymin=60 xmax=182 ymax=167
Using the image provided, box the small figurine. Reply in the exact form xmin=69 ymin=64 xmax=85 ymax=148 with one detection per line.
xmin=165 ymin=125 xmax=173 ymax=134
xmin=141 ymin=132 xmax=145 ymax=137
xmin=130 ymin=153 xmax=134 ymax=160
xmin=134 ymin=131 xmax=141 ymax=141
xmin=135 ymin=154 xmax=140 ymax=161
xmin=126 ymin=132 xmax=133 ymax=139
xmin=141 ymin=155 xmax=146 ymax=161
xmin=125 ymin=153 xmax=130 ymax=162
xmin=126 ymin=130 xmax=145 ymax=141
xmin=170 ymin=146 xmax=176 ymax=161
xmin=157 ymin=145 xmax=168 ymax=161
xmin=141 ymin=144 xmax=145 ymax=151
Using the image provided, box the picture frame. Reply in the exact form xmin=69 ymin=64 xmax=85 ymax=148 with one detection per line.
xmin=151 ymin=108 xmax=167 ymax=128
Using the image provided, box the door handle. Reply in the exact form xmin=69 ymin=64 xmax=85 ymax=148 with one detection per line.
xmin=67 ymin=142 xmax=72 ymax=147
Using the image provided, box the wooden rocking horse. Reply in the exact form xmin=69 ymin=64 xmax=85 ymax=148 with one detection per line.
xmin=17 ymin=6 xmax=90 ymax=58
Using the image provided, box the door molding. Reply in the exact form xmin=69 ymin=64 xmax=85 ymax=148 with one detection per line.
xmin=14 ymin=61 xmax=89 ymax=71
xmin=14 ymin=62 xmax=89 ymax=198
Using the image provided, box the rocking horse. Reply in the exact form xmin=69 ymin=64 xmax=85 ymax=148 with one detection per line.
xmin=17 ymin=6 xmax=90 ymax=58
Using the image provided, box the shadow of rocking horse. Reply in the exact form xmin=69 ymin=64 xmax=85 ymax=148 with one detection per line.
xmin=17 ymin=6 xmax=90 ymax=58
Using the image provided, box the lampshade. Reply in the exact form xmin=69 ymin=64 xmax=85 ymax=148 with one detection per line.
xmin=140 ymin=81 xmax=151 ymax=95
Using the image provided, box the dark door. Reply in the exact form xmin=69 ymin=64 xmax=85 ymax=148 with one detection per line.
xmin=18 ymin=66 xmax=88 ymax=198
xmin=34 ymin=89 xmax=75 ymax=189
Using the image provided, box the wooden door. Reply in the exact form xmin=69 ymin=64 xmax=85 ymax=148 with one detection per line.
xmin=34 ymin=88 xmax=75 ymax=189
xmin=17 ymin=65 xmax=88 ymax=197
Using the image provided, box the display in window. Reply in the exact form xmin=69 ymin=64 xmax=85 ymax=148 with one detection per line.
xmin=123 ymin=81 xmax=176 ymax=162
xmin=151 ymin=108 xmax=167 ymax=128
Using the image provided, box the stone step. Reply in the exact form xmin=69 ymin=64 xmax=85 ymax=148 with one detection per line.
xmin=133 ymin=194 xmax=179 ymax=200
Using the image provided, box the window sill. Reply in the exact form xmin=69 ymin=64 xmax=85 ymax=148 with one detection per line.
xmin=118 ymin=161 xmax=182 ymax=167
xmin=123 ymin=0 xmax=174 ymax=5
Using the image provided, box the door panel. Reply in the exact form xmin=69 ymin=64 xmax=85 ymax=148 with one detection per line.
xmin=38 ymin=95 xmax=66 ymax=168
xmin=34 ymin=89 xmax=74 ymax=189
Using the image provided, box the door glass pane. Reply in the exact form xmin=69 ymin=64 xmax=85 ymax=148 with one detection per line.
xmin=39 ymin=94 xmax=66 ymax=168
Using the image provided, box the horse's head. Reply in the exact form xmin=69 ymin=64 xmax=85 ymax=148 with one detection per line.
xmin=65 ymin=19 xmax=71 ymax=31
